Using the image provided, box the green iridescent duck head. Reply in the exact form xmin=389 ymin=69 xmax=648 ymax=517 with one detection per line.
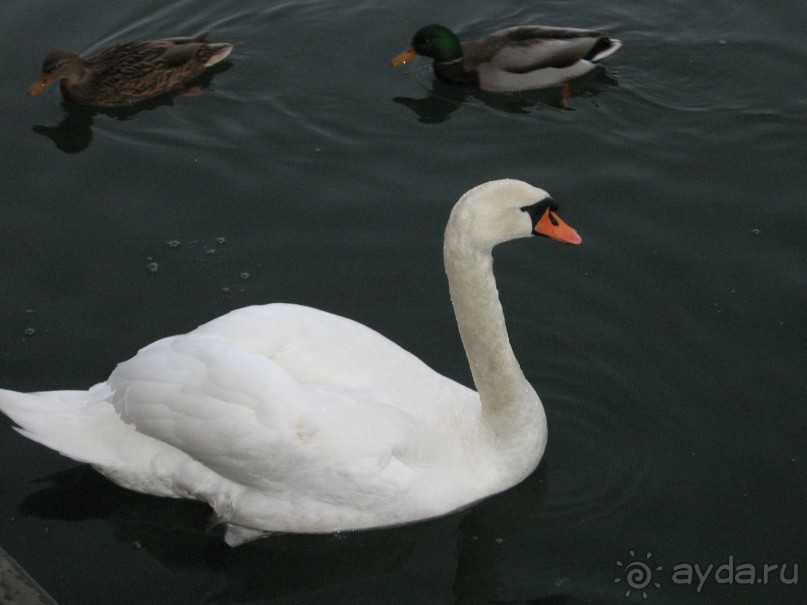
xmin=391 ymin=24 xmax=463 ymax=66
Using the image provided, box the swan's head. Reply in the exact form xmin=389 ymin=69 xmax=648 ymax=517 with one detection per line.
xmin=446 ymin=179 xmax=582 ymax=252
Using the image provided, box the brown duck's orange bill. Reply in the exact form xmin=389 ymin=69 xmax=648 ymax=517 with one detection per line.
xmin=28 ymin=75 xmax=54 ymax=96
xmin=390 ymin=47 xmax=418 ymax=67
xmin=534 ymin=209 xmax=582 ymax=245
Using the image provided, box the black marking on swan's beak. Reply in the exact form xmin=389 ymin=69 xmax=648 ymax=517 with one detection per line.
xmin=521 ymin=198 xmax=582 ymax=245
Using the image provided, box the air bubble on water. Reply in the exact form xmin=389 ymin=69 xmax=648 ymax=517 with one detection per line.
xmin=216 ymin=237 xmax=226 ymax=245
xmin=167 ymin=240 xmax=181 ymax=249
xmin=24 ymin=327 xmax=36 ymax=337
xmin=239 ymin=272 xmax=251 ymax=281
xmin=146 ymin=262 xmax=160 ymax=274
xmin=206 ymin=248 xmax=216 ymax=255
xmin=751 ymin=228 xmax=761 ymax=235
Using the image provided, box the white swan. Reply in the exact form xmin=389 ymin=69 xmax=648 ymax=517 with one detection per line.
xmin=0 ymin=179 xmax=581 ymax=546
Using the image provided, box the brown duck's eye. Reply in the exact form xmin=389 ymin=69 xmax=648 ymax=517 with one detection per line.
xmin=44 ymin=59 xmax=67 ymax=73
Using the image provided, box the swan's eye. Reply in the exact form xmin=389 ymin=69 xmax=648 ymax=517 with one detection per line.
xmin=520 ymin=197 xmax=558 ymax=223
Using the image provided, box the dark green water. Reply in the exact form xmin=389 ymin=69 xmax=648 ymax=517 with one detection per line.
xmin=0 ymin=1 xmax=804 ymax=604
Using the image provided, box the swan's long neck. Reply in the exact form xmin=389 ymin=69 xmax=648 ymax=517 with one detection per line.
xmin=444 ymin=226 xmax=547 ymax=473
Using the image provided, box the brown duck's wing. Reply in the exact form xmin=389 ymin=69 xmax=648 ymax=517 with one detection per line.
xmin=70 ymin=37 xmax=230 ymax=106
xmin=73 ymin=41 xmax=195 ymax=105
xmin=160 ymin=41 xmax=210 ymax=67
xmin=86 ymin=37 xmax=208 ymax=70
xmin=153 ymin=37 xmax=232 ymax=69
xmin=157 ymin=33 xmax=223 ymax=66
xmin=481 ymin=26 xmax=610 ymax=72
xmin=158 ymin=33 xmax=209 ymax=44
xmin=86 ymin=41 xmax=169 ymax=71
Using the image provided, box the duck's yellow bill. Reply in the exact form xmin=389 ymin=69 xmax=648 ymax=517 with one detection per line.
xmin=534 ymin=209 xmax=582 ymax=245
xmin=390 ymin=47 xmax=418 ymax=67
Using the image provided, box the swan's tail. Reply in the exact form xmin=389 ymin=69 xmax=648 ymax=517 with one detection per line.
xmin=0 ymin=385 xmax=130 ymax=469
xmin=0 ymin=386 xmax=204 ymax=499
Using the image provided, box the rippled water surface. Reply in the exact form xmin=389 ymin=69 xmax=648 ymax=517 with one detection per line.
xmin=0 ymin=1 xmax=804 ymax=604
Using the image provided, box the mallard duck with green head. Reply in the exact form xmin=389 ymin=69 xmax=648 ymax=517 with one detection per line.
xmin=391 ymin=24 xmax=621 ymax=92
xmin=28 ymin=33 xmax=233 ymax=108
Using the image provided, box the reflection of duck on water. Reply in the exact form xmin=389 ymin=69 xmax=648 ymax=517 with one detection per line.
xmin=32 ymin=107 xmax=94 ymax=154
xmin=394 ymin=68 xmax=619 ymax=123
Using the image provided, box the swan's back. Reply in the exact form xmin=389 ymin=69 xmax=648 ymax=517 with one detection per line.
xmin=122 ymin=303 xmax=477 ymax=419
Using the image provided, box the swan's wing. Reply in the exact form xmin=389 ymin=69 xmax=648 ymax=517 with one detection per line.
xmin=191 ymin=304 xmax=475 ymax=415
xmin=107 ymin=304 xmax=477 ymax=494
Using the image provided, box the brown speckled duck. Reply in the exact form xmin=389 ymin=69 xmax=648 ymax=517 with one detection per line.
xmin=28 ymin=33 xmax=233 ymax=108
xmin=391 ymin=24 xmax=621 ymax=92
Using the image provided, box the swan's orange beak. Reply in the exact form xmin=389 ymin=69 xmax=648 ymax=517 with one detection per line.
xmin=390 ymin=47 xmax=418 ymax=67
xmin=28 ymin=75 xmax=55 ymax=96
xmin=534 ymin=208 xmax=582 ymax=245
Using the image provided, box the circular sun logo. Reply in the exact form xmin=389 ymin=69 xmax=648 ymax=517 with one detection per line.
xmin=615 ymin=551 xmax=663 ymax=598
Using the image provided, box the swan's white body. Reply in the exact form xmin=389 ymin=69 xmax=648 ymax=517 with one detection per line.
xmin=0 ymin=180 xmax=579 ymax=546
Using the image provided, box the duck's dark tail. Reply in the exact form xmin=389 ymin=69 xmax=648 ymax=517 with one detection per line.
xmin=202 ymin=43 xmax=234 ymax=67
xmin=586 ymin=37 xmax=622 ymax=62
